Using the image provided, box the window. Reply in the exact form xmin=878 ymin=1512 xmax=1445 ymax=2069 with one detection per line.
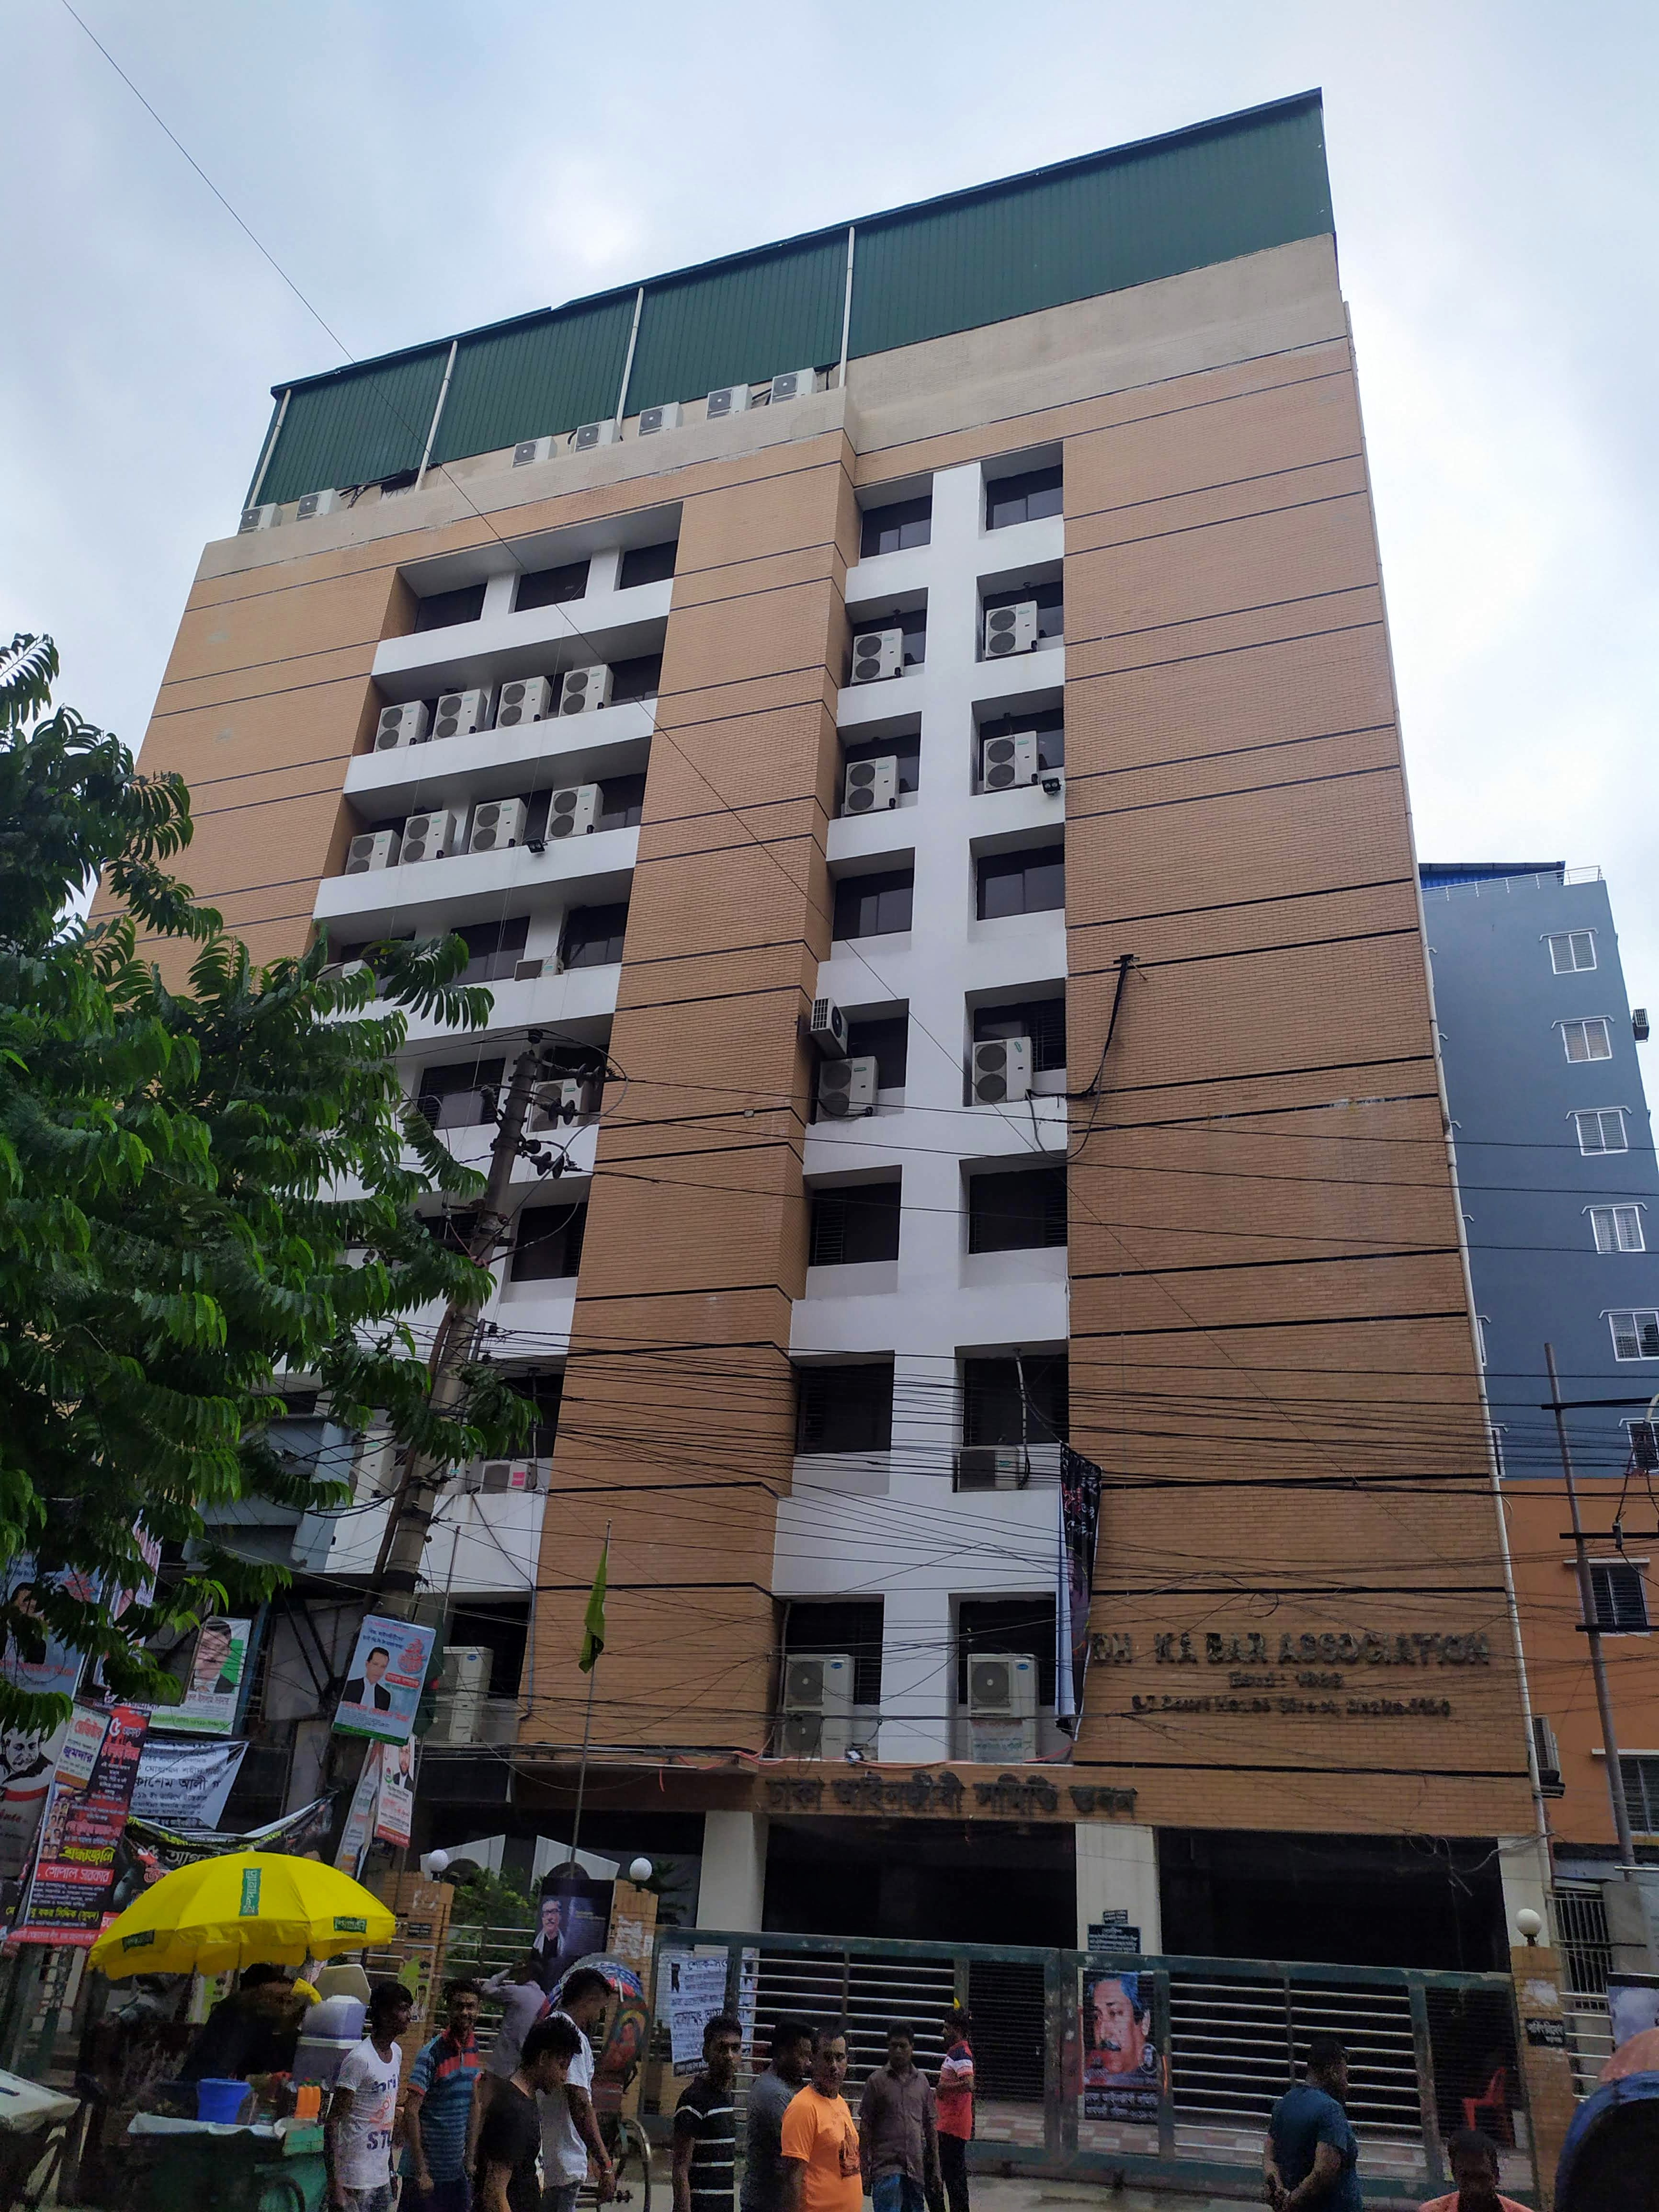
xmin=562 ymin=903 xmax=629 ymax=969
xmin=608 ymin=652 xmax=663 ymax=704
xmin=809 ymin=1183 xmax=901 ymax=1266
xmin=784 ymin=1600 xmax=884 ymax=1705
xmin=596 ymin=774 xmax=647 ymax=831
xmin=504 ymin=1370 xmax=563 ymax=1453
xmin=1623 ymin=1756 xmax=1659 ymax=1834
xmin=974 ymin=997 xmax=1066 ymax=1074
xmin=619 ymin=540 xmax=678 ymax=590
xmin=847 ymin=1015 xmax=908 ymax=1089
xmin=962 ymin=1356 xmax=1068 ymax=1446
xmin=1591 ymin=1205 xmax=1646 ymax=1254
xmin=982 ymin=578 xmax=1063 ymax=643
xmin=1549 ymin=931 xmax=1597 ymax=973
xmin=1609 ymin=1311 xmax=1659 ymax=1360
xmin=412 ymin=583 xmax=487 ymax=632
xmin=1575 ymin=1109 xmax=1628 ymax=1154
xmin=980 ymin=706 xmax=1063 ymax=772
xmin=842 ymin=730 xmax=921 ymax=798
xmin=860 ymin=497 xmax=932 ymax=558
xmin=1590 ymin=1561 xmax=1650 ymax=1632
xmin=967 ymin=1166 xmax=1067 ymax=1253
xmin=1562 ymin=1018 xmax=1613 ymax=1063
xmin=833 ymin=869 xmax=913 ymax=941
xmin=510 ymin=1201 xmax=587 ymax=1282
xmin=977 ymin=844 xmax=1064 ymax=920
xmin=416 ymin=1057 xmax=505 ymax=1130
xmin=986 ymin=466 xmax=1062 ymax=531
xmin=454 ymin=916 xmax=528 ymax=985
xmin=795 ymin=1363 xmax=893 ymax=1453
xmin=958 ymin=1597 xmax=1056 ymax=1705
xmin=515 ymin=561 xmax=588 ymax=612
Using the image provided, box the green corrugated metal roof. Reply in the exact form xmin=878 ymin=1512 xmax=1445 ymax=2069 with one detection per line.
xmin=626 ymin=233 xmax=847 ymax=414
xmin=250 ymin=92 xmax=1330 ymax=507
xmin=432 ymin=297 xmax=638 ymax=467
xmin=256 ymin=345 xmax=449 ymax=507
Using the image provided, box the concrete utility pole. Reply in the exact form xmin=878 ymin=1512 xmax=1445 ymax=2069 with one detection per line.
xmin=1545 ymin=1342 xmax=1639 ymax=1866
xmin=369 ymin=1035 xmax=552 ymax=1617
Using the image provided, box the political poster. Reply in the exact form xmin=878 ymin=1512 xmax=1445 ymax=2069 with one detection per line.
xmin=0 ymin=1560 xmax=97 ymax=1707
xmin=663 ymin=1950 xmax=730 ymax=2071
xmin=1080 ymin=1969 xmax=1161 ymax=2123
xmin=0 ymin=1713 xmax=73 ymax=1884
xmin=87 ymin=1527 xmax=163 ymax=1699
xmin=332 ymin=1615 xmax=434 ymax=1745
xmin=160 ymin=1618 xmax=253 ymax=1737
xmin=1056 ymin=1444 xmax=1104 ymax=1735
xmin=130 ymin=1736 xmax=249 ymax=1831
xmin=11 ymin=1702 xmax=148 ymax=1946
xmin=373 ymin=1739 xmax=416 ymax=1847
xmin=121 ymin=1795 xmax=332 ymax=1889
xmin=531 ymin=1869 xmax=613 ymax=1993
xmin=333 ymin=1748 xmax=382 ymax=1877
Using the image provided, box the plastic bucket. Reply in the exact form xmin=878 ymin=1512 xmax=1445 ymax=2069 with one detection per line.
xmin=195 ymin=2077 xmax=250 ymax=2125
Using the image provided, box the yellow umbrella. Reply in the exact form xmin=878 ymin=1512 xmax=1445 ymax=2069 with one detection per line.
xmin=89 ymin=1852 xmax=396 ymax=1979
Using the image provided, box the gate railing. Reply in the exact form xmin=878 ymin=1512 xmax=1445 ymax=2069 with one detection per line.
xmin=660 ymin=1929 xmax=1539 ymax=2206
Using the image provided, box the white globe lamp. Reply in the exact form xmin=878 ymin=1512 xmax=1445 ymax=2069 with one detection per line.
xmin=628 ymin=1857 xmax=654 ymax=1884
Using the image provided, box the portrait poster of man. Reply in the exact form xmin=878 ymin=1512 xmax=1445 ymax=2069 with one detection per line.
xmin=164 ymin=1618 xmax=252 ymax=1737
xmin=1081 ymin=1970 xmax=1161 ymax=2122
xmin=0 ymin=1561 xmax=98 ymax=1706
xmin=530 ymin=1870 xmax=613 ymax=1991
xmin=332 ymin=1614 xmax=434 ymax=1744
xmin=373 ymin=1739 xmax=415 ymax=1848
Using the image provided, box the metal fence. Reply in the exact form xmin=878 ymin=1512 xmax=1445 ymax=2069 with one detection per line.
xmin=1554 ymin=1884 xmax=1615 ymax=2096
xmin=666 ymin=1929 xmax=1539 ymax=2205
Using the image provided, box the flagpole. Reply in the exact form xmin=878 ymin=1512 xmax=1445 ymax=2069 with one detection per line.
xmin=567 ymin=1522 xmax=610 ymax=1869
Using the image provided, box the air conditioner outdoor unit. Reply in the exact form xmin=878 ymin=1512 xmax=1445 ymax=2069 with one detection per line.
xmin=850 ymin=628 xmax=904 ymax=684
xmin=461 ymin=1463 xmax=487 ymax=1494
xmin=545 ymin=783 xmax=601 ymax=838
xmin=513 ymin=437 xmax=555 ymax=468
xmin=374 ymin=701 xmax=430 ymax=751
xmin=778 ymin=1653 xmax=854 ymax=1760
xmin=705 ymin=384 xmax=750 ymax=420
xmin=531 ymin=1076 xmax=600 ymax=1128
xmin=808 ymin=997 xmax=849 ymax=1058
xmin=399 ymin=809 xmax=460 ymax=865
xmin=1533 ymin=1714 xmax=1565 ymax=1797
xmin=469 ymin=797 xmax=528 ymax=854
xmin=432 ymin=689 xmax=491 ymax=741
xmin=984 ymin=601 xmax=1040 ymax=657
xmin=495 ymin=675 xmax=552 ymax=729
xmin=238 ymin=504 xmax=277 ymax=534
xmin=432 ymin=1645 xmax=493 ymax=1746
xmin=980 ymin=731 xmax=1039 ymax=790
xmin=971 ymin=1035 xmax=1033 ymax=1105
xmin=513 ymin=957 xmax=546 ymax=982
xmin=637 ymin=401 xmax=682 ymax=435
xmin=558 ymin=665 xmax=613 ymax=716
xmin=339 ymin=959 xmax=372 ymax=985
xmin=843 ymin=756 xmax=898 ymax=814
xmin=954 ymin=1447 xmax=1030 ymax=1493
xmin=295 ymin=488 xmax=342 ymax=522
xmin=967 ymin=1651 xmax=1038 ymax=1761
xmin=818 ymin=1056 xmax=877 ymax=1119
xmin=571 ymin=420 xmax=619 ymax=451
xmin=770 ymin=368 xmax=815 ymax=404
xmin=345 ymin=829 xmax=400 ymax=874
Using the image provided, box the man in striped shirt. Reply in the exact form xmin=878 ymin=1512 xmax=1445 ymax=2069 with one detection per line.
xmin=674 ymin=2013 xmax=742 ymax=2212
xmin=402 ymin=1979 xmax=486 ymax=2212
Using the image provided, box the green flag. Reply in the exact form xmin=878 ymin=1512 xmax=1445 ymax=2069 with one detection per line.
xmin=579 ymin=1538 xmax=608 ymax=1673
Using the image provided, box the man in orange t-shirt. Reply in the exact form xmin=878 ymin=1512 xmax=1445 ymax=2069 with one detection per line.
xmin=1418 ymin=2129 xmax=1529 ymax=2212
xmin=780 ymin=2024 xmax=862 ymax=2212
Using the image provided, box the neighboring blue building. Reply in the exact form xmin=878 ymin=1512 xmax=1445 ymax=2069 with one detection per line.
xmin=1420 ymin=864 xmax=1659 ymax=1479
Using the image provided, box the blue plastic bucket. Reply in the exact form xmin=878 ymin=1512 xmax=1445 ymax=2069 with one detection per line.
xmin=195 ymin=2077 xmax=249 ymax=2125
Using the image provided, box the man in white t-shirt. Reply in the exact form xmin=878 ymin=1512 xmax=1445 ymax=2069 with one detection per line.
xmin=539 ymin=1967 xmax=617 ymax=2212
xmin=326 ymin=1980 xmax=415 ymax=2212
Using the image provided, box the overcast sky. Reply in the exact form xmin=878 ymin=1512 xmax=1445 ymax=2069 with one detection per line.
xmin=4 ymin=1 xmax=1655 ymax=1003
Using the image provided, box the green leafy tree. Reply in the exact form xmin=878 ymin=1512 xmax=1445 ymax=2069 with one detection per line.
xmin=0 ymin=637 xmax=529 ymax=1727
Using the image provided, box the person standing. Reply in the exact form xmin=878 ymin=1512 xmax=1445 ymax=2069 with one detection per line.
xmin=674 ymin=2012 xmax=742 ymax=2212
xmin=325 ymin=1980 xmax=415 ymax=2212
xmin=475 ymin=2014 xmax=582 ymax=2212
xmin=743 ymin=2018 xmax=815 ymax=2212
xmin=934 ymin=2006 xmax=974 ymax=2212
xmin=1263 ymin=2039 xmax=1361 ymax=2212
xmin=780 ymin=2024 xmax=862 ymax=2212
xmin=541 ymin=1966 xmax=618 ymax=2212
xmin=481 ymin=1955 xmax=551 ymax=2093
xmin=402 ymin=1977 xmax=486 ymax=2212
xmin=859 ymin=2023 xmax=941 ymax=2212
xmin=1418 ymin=2129 xmax=1530 ymax=2212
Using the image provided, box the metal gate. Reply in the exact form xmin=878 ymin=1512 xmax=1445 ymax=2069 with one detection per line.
xmin=663 ymin=1929 xmax=1539 ymax=2204
xmin=1554 ymin=1883 xmax=1615 ymax=2095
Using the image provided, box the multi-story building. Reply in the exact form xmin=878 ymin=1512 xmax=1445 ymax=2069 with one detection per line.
xmin=110 ymin=92 xmax=1544 ymax=1963
xmin=1421 ymin=861 xmax=1659 ymax=1955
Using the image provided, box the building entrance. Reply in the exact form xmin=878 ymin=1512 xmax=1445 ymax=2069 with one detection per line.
xmin=764 ymin=1816 xmax=1075 ymax=1945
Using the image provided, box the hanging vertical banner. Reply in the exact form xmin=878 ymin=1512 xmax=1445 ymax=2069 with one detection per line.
xmin=161 ymin=1618 xmax=253 ymax=1737
xmin=1056 ymin=1444 xmax=1105 ymax=1736
xmin=0 ymin=1560 xmax=97 ymax=1707
xmin=333 ymin=1616 xmax=435 ymax=1744
xmin=333 ymin=1747 xmax=381 ymax=1877
xmin=11 ymin=1702 xmax=148 ymax=1945
xmin=130 ymin=1737 xmax=249 ymax=1831
xmin=373 ymin=1739 xmax=415 ymax=1848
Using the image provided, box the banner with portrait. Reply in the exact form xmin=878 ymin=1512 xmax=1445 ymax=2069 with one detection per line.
xmin=1056 ymin=1444 xmax=1104 ymax=1735
xmin=373 ymin=1739 xmax=416 ymax=1847
xmin=530 ymin=1869 xmax=613 ymax=1994
xmin=1080 ymin=1968 xmax=1161 ymax=2122
xmin=11 ymin=1702 xmax=148 ymax=1945
xmin=160 ymin=1618 xmax=253 ymax=1737
xmin=0 ymin=1560 xmax=98 ymax=1707
xmin=332 ymin=1615 xmax=434 ymax=1745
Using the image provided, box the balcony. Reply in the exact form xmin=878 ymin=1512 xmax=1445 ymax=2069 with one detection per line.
xmin=314 ymin=824 xmax=636 ymax=937
xmin=344 ymin=697 xmax=654 ymax=818
xmin=373 ymin=577 xmax=672 ymax=699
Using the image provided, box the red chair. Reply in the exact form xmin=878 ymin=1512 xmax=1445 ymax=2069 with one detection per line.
xmin=1462 ymin=2066 xmax=1511 ymax=2144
